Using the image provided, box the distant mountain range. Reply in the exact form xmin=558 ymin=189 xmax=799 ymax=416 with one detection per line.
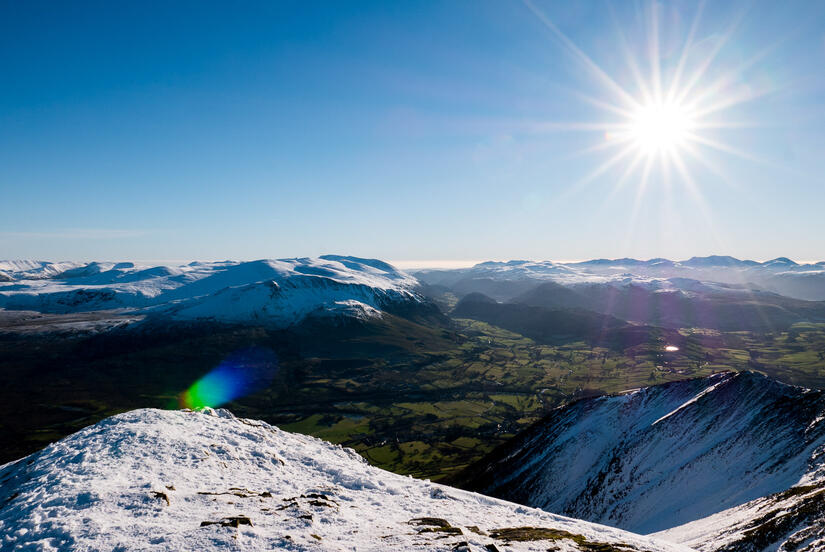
xmin=455 ymin=371 xmax=825 ymax=551
xmin=416 ymin=256 xmax=825 ymax=333
xmin=4 ymin=256 xmax=825 ymax=333
xmin=0 ymin=407 xmax=691 ymax=552
xmin=0 ymin=256 xmax=427 ymax=329
xmin=415 ymin=256 xmax=825 ymax=302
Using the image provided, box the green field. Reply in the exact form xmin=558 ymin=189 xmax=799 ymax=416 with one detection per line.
xmin=2 ymin=316 xmax=825 ymax=480
xmin=273 ymin=320 xmax=825 ymax=479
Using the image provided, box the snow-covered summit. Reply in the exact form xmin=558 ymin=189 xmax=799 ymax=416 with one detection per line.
xmin=0 ymin=256 xmax=424 ymax=327
xmin=0 ymin=408 xmax=692 ymax=552
xmin=0 ymin=260 xmax=84 ymax=280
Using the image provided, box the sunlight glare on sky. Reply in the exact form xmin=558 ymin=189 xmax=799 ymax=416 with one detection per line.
xmin=2 ymin=1 xmax=825 ymax=262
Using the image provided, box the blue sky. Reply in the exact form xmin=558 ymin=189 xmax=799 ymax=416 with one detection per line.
xmin=2 ymin=0 xmax=825 ymax=265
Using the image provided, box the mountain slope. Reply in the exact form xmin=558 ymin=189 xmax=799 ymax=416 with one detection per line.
xmin=451 ymin=292 xmax=674 ymax=348
xmin=0 ymin=408 xmax=692 ymax=552
xmin=0 ymin=256 xmax=426 ymax=328
xmin=455 ymin=372 xmax=825 ymax=538
xmin=560 ymin=282 xmax=825 ymax=332
xmin=510 ymin=281 xmax=592 ymax=309
xmin=653 ymin=483 xmax=825 ymax=551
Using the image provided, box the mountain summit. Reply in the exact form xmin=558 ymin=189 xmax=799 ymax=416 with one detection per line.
xmin=0 ymin=408 xmax=690 ymax=551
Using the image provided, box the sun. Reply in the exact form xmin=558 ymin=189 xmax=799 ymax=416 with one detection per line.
xmin=522 ymin=0 xmax=765 ymax=200
xmin=627 ymin=101 xmax=696 ymax=156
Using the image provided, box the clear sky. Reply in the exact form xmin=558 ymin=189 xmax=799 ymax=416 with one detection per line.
xmin=2 ymin=0 xmax=825 ymax=265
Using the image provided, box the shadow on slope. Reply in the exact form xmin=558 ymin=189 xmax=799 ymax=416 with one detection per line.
xmin=452 ymin=371 xmax=825 ymax=535
xmin=451 ymin=292 xmax=680 ymax=350
xmin=514 ymin=282 xmax=825 ymax=332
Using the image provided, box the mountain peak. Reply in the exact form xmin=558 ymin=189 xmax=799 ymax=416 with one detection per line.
xmin=682 ymin=255 xmax=747 ymax=267
xmin=764 ymin=257 xmax=798 ymax=266
xmin=455 ymin=291 xmax=498 ymax=305
xmin=457 ymin=370 xmax=825 ymax=537
xmin=0 ymin=408 xmax=690 ymax=552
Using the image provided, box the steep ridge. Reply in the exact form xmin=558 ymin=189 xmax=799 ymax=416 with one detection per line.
xmin=0 ymin=409 xmax=692 ymax=552
xmin=455 ymin=372 xmax=825 ymax=538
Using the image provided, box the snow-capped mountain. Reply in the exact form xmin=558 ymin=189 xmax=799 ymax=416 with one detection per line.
xmin=0 ymin=256 xmax=424 ymax=328
xmin=0 ymin=408 xmax=692 ymax=552
xmin=414 ymin=256 xmax=825 ymax=301
xmin=0 ymin=260 xmax=84 ymax=280
xmin=456 ymin=371 xmax=825 ymax=550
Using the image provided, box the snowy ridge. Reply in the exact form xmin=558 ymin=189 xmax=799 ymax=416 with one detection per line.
xmin=652 ymin=482 xmax=825 ymax=552
xmin=650 ymin=377 xmax=732 ymax=426
xmin=0 ymin=408 xmax=692 ymax=552
xmin=0 ymin=261 xmax=84 ymax=280
xmin=0 ymin=256 xmax=422 ymax=327
xmin=458 ymin=371 xmax=825 ymax=537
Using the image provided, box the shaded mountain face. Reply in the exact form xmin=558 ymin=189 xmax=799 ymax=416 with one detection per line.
xmin=519 ymin=283 xmax=825 ymax=332
xmin=508 ymin=281 xmax=592 ymax=310
xmin=455 ymin=371 xmax=825 ymax=542
xmin=451 ymin=292 xmax=674 ymax=349
xmin=447 ymin=277 xmax=551 ymax=302
xmin=0 ymin=408 xmax=692 ymax=552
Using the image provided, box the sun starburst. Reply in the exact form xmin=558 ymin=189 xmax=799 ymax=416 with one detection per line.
xmin=524 ymin=0 xmax=771 ymax=207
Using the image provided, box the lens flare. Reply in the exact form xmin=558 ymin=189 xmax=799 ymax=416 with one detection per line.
xmin=180 ymin=347 xmax=279 ymax=409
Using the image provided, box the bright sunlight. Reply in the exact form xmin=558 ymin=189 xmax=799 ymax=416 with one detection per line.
xmin=524 ymin=0 xmax=766 ymax=204
xmin=627 ymin=101 xmax=696 ymax=156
